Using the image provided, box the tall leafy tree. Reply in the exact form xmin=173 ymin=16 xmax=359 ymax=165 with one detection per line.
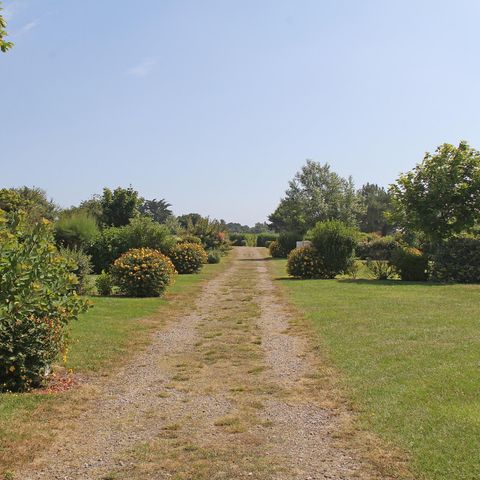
xmin=100 ymin=187 xmax=141 ymax=227
xmin=0 ymin=187 xmax=58 ymax=221
xmin=139 ymin=198 xmax=172 ymax=223
xmin=269 ymin=160 xmax=364 ymax=233
xmin=358 ymin=183 xmax=393 ymax=234
xmin=0 ymin=3 xmax=13 ymax=53
xmin=390 ymin=141 xmax=480 ymax=242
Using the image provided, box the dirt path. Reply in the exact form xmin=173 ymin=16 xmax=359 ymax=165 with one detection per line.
xmin=17 ymin=247 xmax=388 ymax=480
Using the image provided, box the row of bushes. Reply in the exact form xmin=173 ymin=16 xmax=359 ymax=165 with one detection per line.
xmin=277 ymin=221 xmax=480 ymax=283
xmin=230 ymin=232 xmax=279 ymax=248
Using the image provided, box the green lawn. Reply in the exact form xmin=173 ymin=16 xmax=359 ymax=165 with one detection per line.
xmin=0 ymin=260 xmax=227 ymax=471
xmin=272 ymin=259 xmax=480 ymax=480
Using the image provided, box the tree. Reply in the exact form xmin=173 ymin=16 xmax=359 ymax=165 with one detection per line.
xmin=390 ymin=141 xmax=480 ymax=242
xmin=269 ymin=160 xmax=364 ymax=233
xmin=357 ymin=183 xmax=393 ymax=235
xmin=0 ymin=3 xmax=13 ymax=53
xmin=0 ymin=187 xmax=58 ymax=222
xmin=177 ymin=213 xmax=202 ymax=229
xmin=139 ymin=198 xmax=172 ymax=223
xmin=100 ymin=187 xmax=141 ymax=227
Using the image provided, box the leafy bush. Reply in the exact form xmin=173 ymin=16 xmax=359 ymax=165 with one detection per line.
xmin=89 ymin=217 xmax=175 ymax=273
xmin=179 ymin=234 xmax=202 ymax=244
xmin=111 ymin=248 xmax=176 ymax=297
xmin=356 ymin=236 xmax=400 ymax=261
xmin=431 ymin=235 xmax=480 ymax=283
xmin=95 ymin=271 xmax=113 ymax=296
xmin=207 ymin=249 xmax=221 ymax=264
xmin=310 ymin=221 xmax=358 ymax=278
xmin=269 ymin=240 xmax=285 ymax=258
xmin=0 ymin=214 xmax=89 ymax=392
xmin=58 ymin=246 xmax=93 ymax=294
xmin=229 ymin=233 xmax=257 ymax=247
xmin=367 ymin=260 xmax=396 ymax=280
xmin=287 ymin=246 xmax=324 ymax=278
xmin=278 ymin=231 xmax=301 ymax=255
xmin=54 ymin=212 xmax=99 ymax=249
xmin=391 ymin=247 xmax=428 ymax=281
xmin=168 ymin=242 xmax=208 ymax=274
xmin=256 ymin=233 xmax=278 ymax=247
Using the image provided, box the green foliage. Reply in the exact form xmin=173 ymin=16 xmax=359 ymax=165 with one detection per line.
xmin=366 ymin=260 xmax=396 ymax=280
xmin=0 ymin=213 xmax=89 ymax=392
xmin=268 ymin=240 xmax=285 ymax=258
xmin=139 ymin=198 xmax=172 ymax=223
xmin=278 ymin=231 xmax=301 ymax=255
xmin=179 ymin=234 xmax=202 ymax=244
xmin=356 ymin=235 xmax=400 ymax=261
xmin=269 ymin=160 xmax=364 ymax=233
xmin=100 ymin=186 xmax=141 ymax=227
xmin=229 ymin=233 xmax=257 ymax=246
xmin=89 ymin=217 xmax=175 ymax=273
xmin=0 ymin=187 xmax=57 ymax=223
xmin=0 ymin=4 xmax=13 ymax=53
xmin=391 ymin=246 xmax=428 ymax=281
xmin=207 ymin=249 xmax=221 ymax=264
xmin=256 ymin=232 xmax=278 ymax=247
xmin=111 ymin=248 xmax=177 ymax=297
xmin=390 ymin=141 xmax=480 ymax=242
xmin=95 ymin=271 xmax=113 ymax=296
xmin=54 ymin=212 xmax=99 ymax=249
xmin=183 ymin=216 xmax=229 ymax=250
xmin=358 ymin=183 xmax=393 ymax=234
xmin=431 ymin=235 xmax=480 ymax=283
xmin=58 ymin=246 xmax=93 ymax=294
xmin=168 ymin=243 xmax=208 ymax=274
xmin=310 ymin=220 xmax=358 ymax=278
xmin=287 ymin=246 xmax=324 ymax=279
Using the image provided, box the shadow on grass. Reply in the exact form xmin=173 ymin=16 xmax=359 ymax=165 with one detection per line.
xmin=239 ymin=257 xmax=273 ymax=262
xmin=273 ymin=276 xmax=447 ymax=287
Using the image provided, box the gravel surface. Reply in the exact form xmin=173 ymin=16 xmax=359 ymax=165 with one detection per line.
xmin=16 ymin=247 xmax=388 ymax=480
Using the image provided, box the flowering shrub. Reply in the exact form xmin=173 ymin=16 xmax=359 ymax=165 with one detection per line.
xmin=0 ymin=213 xmax=89 ymax=392
xmin=207 ymin=249 xmax=221 ymax=264
xmin=269 ymin=240 xmax=286 ymax=258
xmin=391 ymin=246 xmax=428 ymax=281
xmin=287 ymin=246 xmax=324 ymax=278
xmin=169 ymin=243 xmax=208 ymax=274
xmin=111 ymin=248 xmax=176 ymax=297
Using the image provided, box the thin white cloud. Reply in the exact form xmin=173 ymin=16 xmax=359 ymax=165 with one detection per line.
xmin=127 ymin=58 xmax=157 ymax=78
xmin=18 ymin=18 xmax=38 ymax=34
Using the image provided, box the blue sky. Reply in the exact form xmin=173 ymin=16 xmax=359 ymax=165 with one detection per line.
xmin=2 ymin=0 xmax=480 ymax=225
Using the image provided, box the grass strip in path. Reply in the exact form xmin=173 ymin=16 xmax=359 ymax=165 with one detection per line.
xmin=272 ymin=258 xmax=480 ymax=480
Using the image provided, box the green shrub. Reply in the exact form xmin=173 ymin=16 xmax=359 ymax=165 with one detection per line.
xmin=229 ymin=233 xmax=257 ymax=247
xmin=431 ymin=235 xmax=480 ymax=283
xmin=207 ymin=249 xmax=221 ymax=264
xmin=95 ymin=271 xmax=113 ymax=296
xmin=278 ymin=231 xmax=301 ymax=255
xmin=269 ymin=240 xmax=285 ymax=258
xmin=54 ymin=212 xmax=99 ymax=249
xmin=391 ymin=247 xmax=428 ymax=281
xmin=287 ymin=246 xmax=324 ymax=278
xmin=356 ymin=236 xmax=400 ymax=260
xmin=58 ymin=246 xmax=93 ymax=294
xmin=168 ymin=242 xmax=208 ymax=274
xmin=256 ymin=233 xmax=278 ymax=247
xmin=89 ymin=217 xmax=175 ymax=273
xmin=367 ymin=260 xmax=396 ymax=280
xmin=0 ymin=214 xmax=89 ymax=392
xmin=179 ymin=234 xmax=202 ymax=244
xmin=310 ymin=221 xmax=358 ymax=278
xmin=111 ymin=248 xmax=176 ymax=297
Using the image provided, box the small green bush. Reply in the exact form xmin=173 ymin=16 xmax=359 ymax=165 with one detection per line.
xmin=278 ymin=231 xmax=301 ymax=255
xmin=310 ymin=221 xmax=358 ymax=278
xmin=431 ymin=235 xmax=480 ymax=283
xmin=180 ymin=234 xmax=202 ymax=244
xmin=95 ymin=271 xmax=113 ymax=296
xmin=256 ymin=233 xmax=278 ymax=247
xmin=356 ymin=236 xmax=400 ymax=261
xmin=0 ymin=214 xmax=89 ymax=392
xmin=111 ymin=248 xmax=177 ymax=297
xmin=269 ymin=240 xmax=285 ymax=258
xmin=229 ymin=233 xmax=257 ymax=247
xmin=58 ymin=246 xmax=93 ymax=294
xmin=207 ymin=249 xmax=221 ymax=264
xmin=367 ymin=260 xmax=396 ymax=280
xmin=287 ymin=246 xmax=324 ymax=278
xmin=169 ymin=242 xmax=208 ymax=274
xmin=391 ymin=247 xmax=428 ymax=281
xmin=55 ymin=212 xmax=99 ymax=249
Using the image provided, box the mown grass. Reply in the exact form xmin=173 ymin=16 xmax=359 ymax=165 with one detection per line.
xmin=272 ymin=258 xmax=480 ymax=480
xmin=0 ymin=259 xmax=228 ymax=473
